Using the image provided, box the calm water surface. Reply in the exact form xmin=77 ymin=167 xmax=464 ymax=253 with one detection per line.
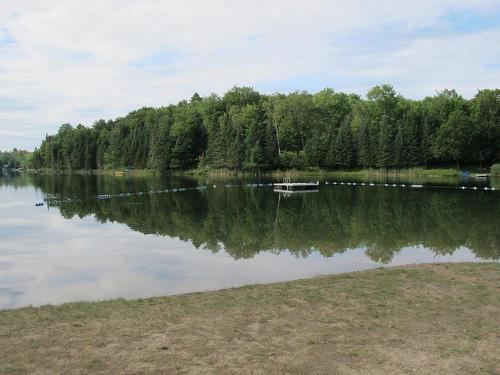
xmin=0 ymin=172 xmax=499 ymax=309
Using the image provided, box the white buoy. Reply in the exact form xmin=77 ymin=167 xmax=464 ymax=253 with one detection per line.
xmin=369 ymin=183 xmax=375 ymax=186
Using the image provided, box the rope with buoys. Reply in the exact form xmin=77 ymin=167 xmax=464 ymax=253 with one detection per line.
xmin=324 ymin=181 xmax=496 ymax=191
xmin=34 ymin=180 xmax=497 ymax=206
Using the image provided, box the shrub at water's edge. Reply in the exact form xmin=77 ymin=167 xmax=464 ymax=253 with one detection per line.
xmin=26 ymin=166 xmax=462 ymax=180
xmin=186 ymin=167 xmax=461 ymax=179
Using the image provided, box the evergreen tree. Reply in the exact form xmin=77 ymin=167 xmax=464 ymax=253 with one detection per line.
xmin=433 ymin=109 xmax=473 ymax=168
xmin=421 ymin=117 xmax=433 ymax=168
xmin=334 ymin=117 xmax=354 ymax=168
xmin=377 ymin=115 xmax=393 ymax=168
xmin=393 ymin=125 xmax=405 ymax=167
xmin=263 ymin=121 xmax=278 ymax=169
xmin=357 ymin=122 xmax=373 ymax=168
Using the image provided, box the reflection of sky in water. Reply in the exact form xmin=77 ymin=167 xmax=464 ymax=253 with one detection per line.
xmin=0 ymin=183 xmax=494 ymax=309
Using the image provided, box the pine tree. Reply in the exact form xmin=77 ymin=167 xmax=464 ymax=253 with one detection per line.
xmin=421 ymin=117 xmax=433 ymax=168
xmin=377 ymin=115 xmax=393 ymax=168
xmin=405 ymin=117 xmax=421 ymax=166
xmin=357 ymin=122 xmax=373 ymax=168
xmin=393 ymin=125 xmax=405 ymax=167
xmin=263 ymin=121 xmax=278 ymax=169
xmin=334 ymin=117 xmax=354 ymax=168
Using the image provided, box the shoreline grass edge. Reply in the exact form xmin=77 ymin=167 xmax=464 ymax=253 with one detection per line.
xmin=1 ymin=262 xmax=499 ymax=374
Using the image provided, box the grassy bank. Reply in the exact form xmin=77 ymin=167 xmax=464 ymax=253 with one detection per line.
xmin=26 ymin=167 xmax=463 ymax=182
xmin=1 ymin=263 xmax=499 ymax=374
xmin=27 ymin=168 xmax=160 ymax=177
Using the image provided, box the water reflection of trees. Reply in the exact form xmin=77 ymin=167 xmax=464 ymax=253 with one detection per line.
xmin=28 ymin=175 xmax=500 ymax=263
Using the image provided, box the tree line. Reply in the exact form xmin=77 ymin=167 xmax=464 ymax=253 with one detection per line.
xmin=31 ymin=85 xmax=500 ymax=171
xmin=0 ymin=149 xmax=32 ymax=169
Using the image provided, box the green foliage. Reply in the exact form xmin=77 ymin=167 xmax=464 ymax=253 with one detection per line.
xmin=0 ymin=149 xmax=32 ymax=169
xmin=432 ymin=109 xmax=473 ymax=167
xmin=279 ymin=151 xmax=306 ymax=169
xmin=356 ymin=122 xmax=374 ymax=168
xmin=491 ymin=164 xmax=500 ymax=176
xmin=31 ymin=85 xmax=500 ymax=172
xmin=377 ymin=115 xmax=394 ymax=168
xmin=333 ymin=117 xmax=355 ymax=168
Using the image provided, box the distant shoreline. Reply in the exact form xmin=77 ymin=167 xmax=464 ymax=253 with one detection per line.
xmin=20 ymin=167 xmax=465 ymax=179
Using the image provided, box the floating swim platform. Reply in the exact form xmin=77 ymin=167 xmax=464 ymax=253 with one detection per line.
xmin=274 ymin=181 xmax=319 ymax=193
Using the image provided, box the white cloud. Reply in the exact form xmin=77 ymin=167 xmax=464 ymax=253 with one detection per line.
xmin=0 ymin=0 xmax=499 ymax=149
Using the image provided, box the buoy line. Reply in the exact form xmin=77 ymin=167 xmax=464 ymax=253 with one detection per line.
xmin=38 ymin=182 xmax=278 ymax=205
xmin=34 ymin=180 xmax=497 ymax=206
xmin=324 ymin=181 xmax=496 ymax=191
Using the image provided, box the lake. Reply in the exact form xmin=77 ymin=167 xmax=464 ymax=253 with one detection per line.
xmin=0 ymin=172 xmax=499 ymax=309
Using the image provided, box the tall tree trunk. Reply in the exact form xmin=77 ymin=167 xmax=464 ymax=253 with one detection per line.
xmin=273 ymin=119 xmax=281 ymax=155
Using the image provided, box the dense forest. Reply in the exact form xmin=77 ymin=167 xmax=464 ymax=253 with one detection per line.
xmin=31 ymin=85 xmax=500 ymax=171
xmin=0 ymin=149 xmax=32 ymax=169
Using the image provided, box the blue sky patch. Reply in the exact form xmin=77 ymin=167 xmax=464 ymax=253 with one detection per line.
xmin=0 ymin=26 xmax=15 ymax=47
xmin=132 ymin=49 xmax=183 ymax=69
xmin=443 ymin=8 xmax=500 ymax=33
xmin=50 ymin=48 xmax=92 ymax=63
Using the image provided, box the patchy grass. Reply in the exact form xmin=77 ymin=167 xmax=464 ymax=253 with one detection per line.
xmin=0 ymin=263 xmax=498 ymax=374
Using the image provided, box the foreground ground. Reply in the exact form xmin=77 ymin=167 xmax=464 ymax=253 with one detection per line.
xmin=1 ymin=263 xmax=499 ymax=375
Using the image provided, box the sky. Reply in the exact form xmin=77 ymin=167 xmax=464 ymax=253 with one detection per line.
xmin=0 ymin=0 xmax=499 ymax=150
